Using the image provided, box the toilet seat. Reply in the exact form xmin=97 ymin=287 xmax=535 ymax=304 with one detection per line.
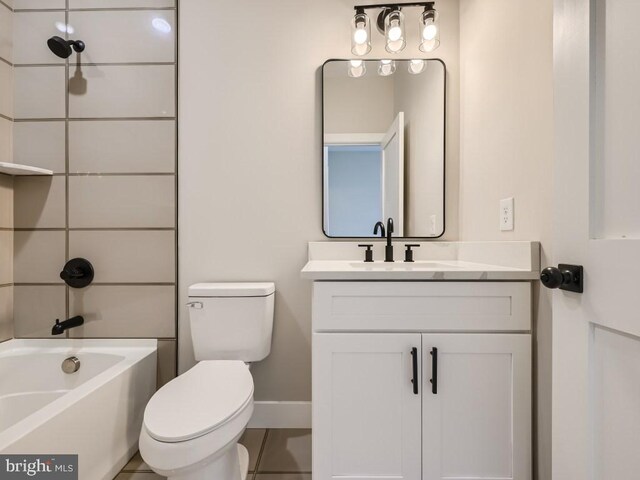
xmin=143 ymin=360 xmax=254 ymax=443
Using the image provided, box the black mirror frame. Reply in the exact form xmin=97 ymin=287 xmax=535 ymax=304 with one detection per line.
xmin=320 ymin=58 xmax=447 ymax=239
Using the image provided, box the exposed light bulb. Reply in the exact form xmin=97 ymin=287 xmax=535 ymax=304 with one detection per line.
xmin=388 ymin=25 xmax=402 ymax=42
xmin=353 ymin=27 xmax=368 ymax=45
xmin=408 ymin=59 xmax=426 ymax=74
xmin=419 ymin=7 xmax=440 ymax=52
xmin=422 ymin=24 xmax=437 ymax=41
xmin=385 ymin=9 xmax=406 ymax=53
xmin=351 ymin=10 xmax=372 ymax=56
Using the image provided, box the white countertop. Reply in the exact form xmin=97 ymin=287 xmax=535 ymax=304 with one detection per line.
xmin=301 ymin=241 xmax=540 ymax=281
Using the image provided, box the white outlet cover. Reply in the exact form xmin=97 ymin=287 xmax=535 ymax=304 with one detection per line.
xmin=500 ymin=197 xmax=514 ymax=231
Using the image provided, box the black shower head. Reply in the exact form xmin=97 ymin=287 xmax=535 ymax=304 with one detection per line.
xmin=47 ymin=36 xmax=85 ymax=59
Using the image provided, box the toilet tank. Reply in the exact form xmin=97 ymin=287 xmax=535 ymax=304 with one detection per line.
xmin=188 ymin=282 xmax=275 ymax=362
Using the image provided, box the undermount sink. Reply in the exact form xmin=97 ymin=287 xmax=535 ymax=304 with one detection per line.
xmin=348 ymin=261 xmax=463 ymax=270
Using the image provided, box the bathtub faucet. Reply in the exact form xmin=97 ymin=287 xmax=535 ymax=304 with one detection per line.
xmin=52 ymin=316 xmax=84 ymax=335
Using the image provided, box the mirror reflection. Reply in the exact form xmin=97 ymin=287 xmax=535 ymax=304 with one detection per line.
xmin=323 ymin=59 xmax=445 ymax=238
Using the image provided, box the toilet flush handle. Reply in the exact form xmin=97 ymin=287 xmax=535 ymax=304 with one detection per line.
xmin=186 ymin=301 xmax=203 ymax=309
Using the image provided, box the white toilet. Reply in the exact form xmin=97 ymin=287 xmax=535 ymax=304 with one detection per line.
xmin=139 ymin=282 xmax=275 ymax=480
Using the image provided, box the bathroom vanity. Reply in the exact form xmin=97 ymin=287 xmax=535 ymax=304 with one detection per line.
xmin=303 ymin=241 xmax=538 ymax=480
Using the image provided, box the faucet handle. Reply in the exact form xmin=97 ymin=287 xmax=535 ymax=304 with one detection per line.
xmin=358 ymin=244 xmax=374 ymax=263
xmin=404 ymin=244 xmax=420 ymax=262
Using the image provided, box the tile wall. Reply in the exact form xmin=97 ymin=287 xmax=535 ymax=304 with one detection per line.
xmin=9 ymin=0 xmax=177 ymax=385
xmin=0 ymin=0 xmax=14 ymax=342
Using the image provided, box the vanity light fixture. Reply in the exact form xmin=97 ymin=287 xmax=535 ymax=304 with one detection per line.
xmin=419 ymin=3 xmax=440 ymax=52
xmin=351 ymin=8 xmax=372 ymax=55
xmin=384 ymin=8 xmax=406 ymax=53
xmin=351 ymin=2 xmax=440 ymax=55
xmin=348 ymin=59 xmax=367 ymax=77
xmin=408 ymin=59 xmax=426 ymax=74
xmin=378 ymin=59 xmax=396 ymax=76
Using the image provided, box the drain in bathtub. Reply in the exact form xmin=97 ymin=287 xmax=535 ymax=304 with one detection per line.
xmin=62 ymin=356 xmax=81 ymax=374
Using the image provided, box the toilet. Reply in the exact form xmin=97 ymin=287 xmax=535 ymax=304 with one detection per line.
xmin=139 ymin=282 xmax=275 ymax=480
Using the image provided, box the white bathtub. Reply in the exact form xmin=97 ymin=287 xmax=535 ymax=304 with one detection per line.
xmin=0 ymin=339 xmax=157 ymax=479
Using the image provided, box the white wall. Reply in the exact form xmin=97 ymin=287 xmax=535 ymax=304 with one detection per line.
xmin=394 ymin=62 xmax=446 ymax=235
xmin=179 ymin=0 xmax=460 ymax=401
xmin=458 ymin=0 xmax=554 ymax=478
xmin=324 ymin=72 xmax=395 ymax=134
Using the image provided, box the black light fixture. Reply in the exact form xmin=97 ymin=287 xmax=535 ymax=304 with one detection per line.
xmin=419 ymin=2 xmax=440 ymax=52
xmin=350 ymin=2 xmax=440 ymax=56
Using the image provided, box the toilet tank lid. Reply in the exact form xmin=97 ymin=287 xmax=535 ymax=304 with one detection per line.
xmin=189 ymin=282 xmax=275 ymax=297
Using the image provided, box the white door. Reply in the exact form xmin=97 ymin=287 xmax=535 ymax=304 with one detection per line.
xmin=381 ymin=112 xmax=405 ymax=235
xmin=313 ymin=333 xmax=421 ymax=480
xmin=422 ymin=334 xmax=531 ymax=480
xmin=553 ymin=0 xmax=640 ymax=477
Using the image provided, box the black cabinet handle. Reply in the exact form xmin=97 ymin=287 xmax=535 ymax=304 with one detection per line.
xmin=410 ymin=347 xmax=418 ymax=395
xmin=429 ymin=347 xmax=438 ymax=394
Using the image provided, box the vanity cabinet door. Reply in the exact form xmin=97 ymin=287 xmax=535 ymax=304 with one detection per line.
xmin=421 ymin=334 xmax=532 ymax=480
xmin=313 ymin=333 xmax=422 ymax=480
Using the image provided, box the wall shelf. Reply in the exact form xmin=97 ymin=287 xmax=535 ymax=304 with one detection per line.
xmin=0 ymin=162 xmax=54 ymax=176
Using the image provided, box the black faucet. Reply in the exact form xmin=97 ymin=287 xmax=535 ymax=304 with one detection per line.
xmin=373 ymin=218 xmax=395 ymax=262
xmin=52 ymin=316 xmax=84 ymax=336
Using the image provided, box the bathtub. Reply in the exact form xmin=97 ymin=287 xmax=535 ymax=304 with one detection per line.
xmin=0 ymin=339 xmax=157 ymax=479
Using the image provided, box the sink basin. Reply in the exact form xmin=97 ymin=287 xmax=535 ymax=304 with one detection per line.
xmin=348 ymin=261 xmax=462 ymax=270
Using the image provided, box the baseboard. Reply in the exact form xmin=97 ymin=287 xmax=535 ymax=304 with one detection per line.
xmin=248 ymin=401 xmax=312 ymax=429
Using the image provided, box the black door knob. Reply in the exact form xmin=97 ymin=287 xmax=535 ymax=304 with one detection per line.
xmin=540 ymin=264 xmax=583 ymax=293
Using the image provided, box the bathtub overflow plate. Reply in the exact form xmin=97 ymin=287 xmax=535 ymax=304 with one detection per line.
xmin=62 ymin=356 xmax=81 ymax=374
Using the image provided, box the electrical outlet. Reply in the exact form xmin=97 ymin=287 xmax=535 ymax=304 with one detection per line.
xmin=429 ymin=215 xmax=437 ymax=235
xmin=500 ymin=197 xmax=514 ymax=231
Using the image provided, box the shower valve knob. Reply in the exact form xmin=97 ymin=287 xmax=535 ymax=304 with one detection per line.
xmin=60 ymin=258 xmax=94 ymax=288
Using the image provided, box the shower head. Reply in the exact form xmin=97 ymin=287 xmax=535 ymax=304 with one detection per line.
xmin=47 ymin=36 xmax=85 ymax=59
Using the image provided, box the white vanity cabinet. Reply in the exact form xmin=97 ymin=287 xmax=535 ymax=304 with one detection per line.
xmin=312 ymin=281 xmax=532 ymax=480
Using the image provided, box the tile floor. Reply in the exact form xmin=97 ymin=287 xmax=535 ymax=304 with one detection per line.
xmin=116 ymin=429 xmax=312 ymax=480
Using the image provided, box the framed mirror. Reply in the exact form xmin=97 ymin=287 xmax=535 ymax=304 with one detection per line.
xmin=322 ymin=59 xmax=445 ymax=238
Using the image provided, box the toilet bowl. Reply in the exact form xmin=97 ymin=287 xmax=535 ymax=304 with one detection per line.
xmin=139 ymin=282 xmax=275 ymax=480
xmin=140 ymin=361 xmax=254 ymax=480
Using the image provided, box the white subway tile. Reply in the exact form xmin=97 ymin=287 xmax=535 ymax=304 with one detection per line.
xmin=69 ymin=65 xmax=175 ymax=118
xmin=13 ymin=121 xmax=65 ymax=173
xmin=69 ymin=175 xmax=175 ymax=228
xmin=0 ymin=175 xmax=12 ymax=228
xmin=13 ymin=0 xmax=65 ymax=9
xmin=0 ymin=61 xmax=13 ymax=118
xmin=0 ymin=230 xmax=12 ymax=285
xmin=14 ymin=176 xmax=66 ymax=228
xmin=69 ymin=230 xmax=175 ymax=283
xmin=13 ymin=12 xmax=66 ymax=65
xmin=14 ymin=66 xmax=66 ymax=119
xmin=14 ymin=285 xmax=66 ymax=337
xmin=69 ymin=10 xmax=175 ymax=64
xmin=69 ymin=285 xmax=175 ymax=338
xmin=69 ymin=0 xmax=174 ymax=8
xmin=14 ymin=230 xmax=66 ymax=283
xmin=0 ymin=6 xmax=12 ymax=64
xmin=0 ymin=117 xmax=11 ymax=164
xmin=0 ymin=286 xmax=13 ymax=342
xmin=69 ymin=120 xmax=175 ymax=173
